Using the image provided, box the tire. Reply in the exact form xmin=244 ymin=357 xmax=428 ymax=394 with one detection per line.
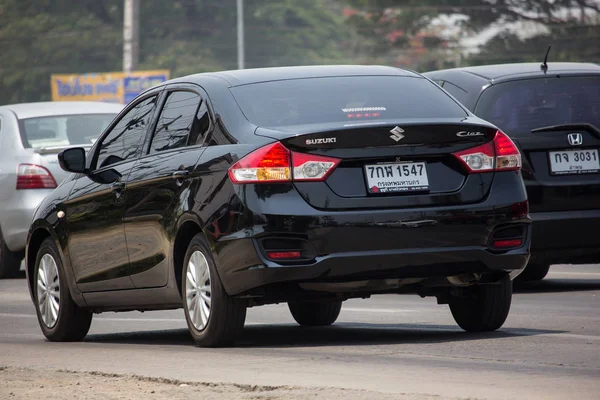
xmin=288 ymin=300 xmax=342 ymax=327
xmin=449 ymin=276 xmax=512 ymax=332
xmin=182 ymin=234 xmax=247 ymax=347
xmin=33 ymin=238 xmax=92 ymax=341
xmin=0 ymin=231 xmax=24 ymax=279
xmin=515 ymin=263 xmax=550 ymax=282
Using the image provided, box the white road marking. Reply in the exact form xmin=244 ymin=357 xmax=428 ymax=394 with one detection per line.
xmin=548 ymin=272 xmax=600 ymax=277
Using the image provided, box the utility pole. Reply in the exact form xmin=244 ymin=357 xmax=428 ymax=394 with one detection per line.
xmin=123 ymin=0 xmax=140 ymax=73
xmin=237 ymin=0 xmax=245 ymax=69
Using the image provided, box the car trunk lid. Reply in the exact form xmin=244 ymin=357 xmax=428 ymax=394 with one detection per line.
xmin=256 ymin=118 xmax=499 ymax=210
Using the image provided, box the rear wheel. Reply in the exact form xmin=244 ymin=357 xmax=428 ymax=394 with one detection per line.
xmin=515 ymin=263 xmax=550 ymax=282
xmin=0 ymin=231 xmax=23 ymax=279
xmin=34 ymin=238 xmax=92 ymax=341
xmin=449 ymin=276 xmax=512 ymax=332
xmin=182 ymin=234 xmax=246 ymax=347
xmin=288 ymin=300 xmax=342 ymax=327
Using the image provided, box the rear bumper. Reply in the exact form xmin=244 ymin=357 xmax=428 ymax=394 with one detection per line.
xmin=216 ymin=238 xmax=530 ymax=296
xmin=0 ymin=189 xmax=51 ymax=252
xmin=530 ymin=210 xmax=600 ymax=265
xmin=214 ymin=171 xmax=531 ymax=296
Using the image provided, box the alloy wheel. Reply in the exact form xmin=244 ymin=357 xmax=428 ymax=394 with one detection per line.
xmin=185 ymin=250 xmax=212 ymax=330
xmin=36 ymin=254 xmax=61 ymax=328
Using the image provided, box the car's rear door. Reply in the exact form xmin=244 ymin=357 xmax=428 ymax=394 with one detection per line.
xmin=474 ymin=75 xmax=600 ymax=213
xmin=123 ymin=85 xmax=212 ymax=289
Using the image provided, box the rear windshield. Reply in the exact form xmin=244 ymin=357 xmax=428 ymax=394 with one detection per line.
xmin=230 ymin=76 xmax=467 ymax=128
xmin=476 ymin=76 xmax=600 ymax=135
xmin=20 ymin=114 xmax=116 ymax=149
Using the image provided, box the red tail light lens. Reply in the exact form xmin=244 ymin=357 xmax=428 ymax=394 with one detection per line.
xmin=16 ymin=164 xmax=57 ymax=189
xmin=228 ymin=142 xmax=340 ymax=184
xmin=453 ymin=130 xmax=521 ymax=173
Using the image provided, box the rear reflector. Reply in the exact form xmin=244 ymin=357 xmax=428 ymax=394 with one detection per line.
xmin=453 ymin=130 xmax=521 ymax=173
xmin=16 ymin=164 xmax=57 ymax=190
xmin=492 ymin=239 xmax=523 ymax=248
xmin=266 ymin=251 xmax=302 ymax=260
xmin=228 ymin=142 xmax=340 ymax=184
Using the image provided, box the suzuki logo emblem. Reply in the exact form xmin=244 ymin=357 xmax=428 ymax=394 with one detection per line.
xmin=567 ymin=133 xmax=583 ymax=146
xmin=389 ymin=126 xmax=405 ymax=142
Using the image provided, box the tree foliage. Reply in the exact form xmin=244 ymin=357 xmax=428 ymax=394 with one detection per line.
xmin=343 ymin=0 xmax=600 ymax=69
xmin=0 ymin=0 xmax=356 ymax=105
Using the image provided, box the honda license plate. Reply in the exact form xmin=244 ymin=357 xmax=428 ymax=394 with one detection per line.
xmin=548 ymin=149 xmax=600 ymax=175
xmin=364 ymin=162 xmax=429 ymax=193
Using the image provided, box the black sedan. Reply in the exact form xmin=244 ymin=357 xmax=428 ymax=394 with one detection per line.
xmin=425 ymin=62 xmax=600 ymax=281
xmin=26 ymin=66 xmax=530 ymax=347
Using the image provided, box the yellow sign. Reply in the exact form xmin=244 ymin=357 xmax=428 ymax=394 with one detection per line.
xmin=51 ymin=70 xmax=170 ymax=104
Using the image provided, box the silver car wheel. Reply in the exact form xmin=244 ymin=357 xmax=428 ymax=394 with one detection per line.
xmin=36 ymin=254 xmax=60 ymax=328
xmin=185 ymin=250 xmax=212 ymax=331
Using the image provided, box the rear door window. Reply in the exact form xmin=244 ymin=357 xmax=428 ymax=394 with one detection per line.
xmin=230 ymin=76 xmax=467 ymax=128
xmin=475 ymin=76 xmax=600 ymax=135
xmin=149 ymin=90 xmax=209 ymax=153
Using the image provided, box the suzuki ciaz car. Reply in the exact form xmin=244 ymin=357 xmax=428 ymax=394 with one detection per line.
xmin=26 ymin=66 xmax=530 ymax=347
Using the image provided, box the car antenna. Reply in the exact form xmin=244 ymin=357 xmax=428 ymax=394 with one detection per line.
xmin=540 ymin=45 xmax=552 ymax=74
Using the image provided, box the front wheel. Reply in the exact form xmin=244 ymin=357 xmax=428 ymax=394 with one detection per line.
xmin=288 ymin=300 xmax=342 ymax=327
xmin=33 ymin=238 xmax=92 ymax=341
xmin=449 ymin=276 xmax=512 ymax=332
xmin=182 ymin=234 xmax=246 ymax=347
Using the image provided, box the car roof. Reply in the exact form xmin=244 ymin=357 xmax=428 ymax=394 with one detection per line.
xmin=436 ymin=62 xmax=600 ymax=82
xmin=180 ymin=65 xmax=420 ymax=87
xmin=0 ymin=101 xmax=124 ymax=119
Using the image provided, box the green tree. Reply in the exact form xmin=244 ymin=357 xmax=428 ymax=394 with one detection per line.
xmin=0 ymin=0 xmax=357 ymax=105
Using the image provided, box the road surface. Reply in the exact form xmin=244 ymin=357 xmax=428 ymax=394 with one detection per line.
xmin=1 ymin=264 xmax=599 ymax=399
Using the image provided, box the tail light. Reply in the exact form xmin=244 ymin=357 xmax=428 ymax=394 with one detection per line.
xmin=228 ymin=142 xmax=340 ymax=184
xmin=453 ymin=131 xmax=521 ymax=173
xmin=16 ymin=164 xmax=57 ymax=190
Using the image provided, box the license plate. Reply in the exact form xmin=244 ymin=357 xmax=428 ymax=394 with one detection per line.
xmin=364 ymin=162 xmax=429 ymax=193
xmin=548 ymin=149 xmax=600 ymax=175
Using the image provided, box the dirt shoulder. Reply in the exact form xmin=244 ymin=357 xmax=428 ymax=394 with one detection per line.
xmin=0 ymin=365 xmax=465 ymax=400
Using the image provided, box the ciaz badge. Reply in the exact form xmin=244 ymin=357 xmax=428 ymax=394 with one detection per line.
xmin=456 ymin=131 xmax=484 ymax=137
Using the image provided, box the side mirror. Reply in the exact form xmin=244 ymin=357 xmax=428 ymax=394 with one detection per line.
xmin=58 ymin=147 xmax=87 ymax=173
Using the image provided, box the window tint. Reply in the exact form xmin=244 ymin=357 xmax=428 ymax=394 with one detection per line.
xmin=476 ymin=76 xmax=600 ymax=135
xmin=96 ymin=96 xmax=157 ymax=169
xmin=150 ymin=91 xmax=208 ymax=153
xmin=230 ymin=76 xmax=467 ymax=128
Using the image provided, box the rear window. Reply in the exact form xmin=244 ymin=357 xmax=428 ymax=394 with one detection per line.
xmin=230 ymin=76 xmax=467 ymax=128
xmin=19 ymin=114 xmax=116 ymax=149
xmin=476 ymin=76 xmax=600 ymax=135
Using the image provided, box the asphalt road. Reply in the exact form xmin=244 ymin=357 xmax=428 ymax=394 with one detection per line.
xmin=1 ymin=264 xmax=599 ymax=399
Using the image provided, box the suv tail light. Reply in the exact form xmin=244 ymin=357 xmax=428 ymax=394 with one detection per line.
xmin=16 ymin=164 xmax=57 ymax=190
xmin=228 ymin=142 xmax=340 ymax=184
xmin=453 ymin=131 xmax=521 ymax=173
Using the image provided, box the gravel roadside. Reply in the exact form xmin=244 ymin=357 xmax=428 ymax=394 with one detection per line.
xmin=0 ymin=366 xmax=467 ymax=400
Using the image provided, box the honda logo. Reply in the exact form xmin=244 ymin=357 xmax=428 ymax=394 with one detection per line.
xmin=567 ymin=133 xmax=583 ymax=146
xmin=389 ymin=126 xmax=405 ymax=142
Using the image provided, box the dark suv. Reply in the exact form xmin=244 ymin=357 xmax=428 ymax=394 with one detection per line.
xmin=425 ymin=62 xmax=600 ymax=281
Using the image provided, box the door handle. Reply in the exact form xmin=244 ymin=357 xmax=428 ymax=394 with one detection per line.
xmin=172 ymin=170 xmax=189 ymax=186
xmin=111 ymin=181 xmax=125 ymax=198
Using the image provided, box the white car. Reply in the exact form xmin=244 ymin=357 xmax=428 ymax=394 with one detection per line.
xmin=0 ymin=101 xmax=123 ymax=278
